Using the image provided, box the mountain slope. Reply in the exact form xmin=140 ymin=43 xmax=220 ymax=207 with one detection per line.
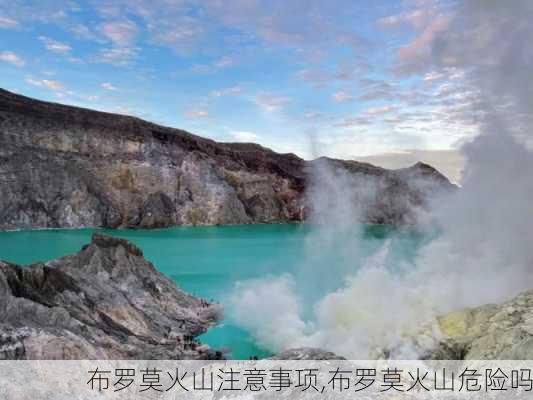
xmin=0 ymin=88 xmax=455 ymax=230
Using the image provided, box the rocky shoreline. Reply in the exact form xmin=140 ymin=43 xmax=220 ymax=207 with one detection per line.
xmin=0 ymin=233 xmax=222 ymax=359
xmin=0 ymin=88 xmax=455 ymax=231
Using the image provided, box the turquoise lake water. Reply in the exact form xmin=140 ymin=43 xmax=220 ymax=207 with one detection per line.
xmin=0 ymin=224 xmax=428 ymax=359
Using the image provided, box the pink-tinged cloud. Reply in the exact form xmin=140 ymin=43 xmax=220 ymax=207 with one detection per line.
xmin=184 ymin=108 xmax=209 ymax=119
xmin=332 ymin=91 xmax=354 ymax=103
xmin=0 ymin=51 xmax=25 ymax=67
xmin=397 ymin=14 xmax=451 ymax=63
xmin=0 ymin=16 xmax=18 ymax=29
xmin=254 ymin=91 xmax=291 ymax=112
xmin=101 ymin=82 xmax=117 ymax=91
xmin=39 ymin=36 xmax=71 ymax=54
xmin=25 ymin=78 xmax=64 ymax=90
xmin=98 ymin=47 xmax=139 ymax=66
xmin=365 ymin=105 xmax=396 ymax=115
xmin=210 ymin=85 xmax=243 ymax=97
xmin=377 ymin=9 xmax=434 ymax=30
xmin=99 ymin=19 xmax=139 ymax=46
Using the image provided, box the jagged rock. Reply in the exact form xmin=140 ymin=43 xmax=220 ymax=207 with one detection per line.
xmin=426 ymin=290 xmax=533 ymax=359
xmin=271 ymin=347 xmax=346 ymax=360
xmin=0 ymin=233 xmax=222 ymax=359
xmin=0 ymin=88 xmax=455 ymax=230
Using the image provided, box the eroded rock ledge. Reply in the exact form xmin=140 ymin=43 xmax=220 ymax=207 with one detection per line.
xmin=0 ymin=88 xmax=455 ymax=230
xmin=0 ymin=233 xmax=222 ymax=359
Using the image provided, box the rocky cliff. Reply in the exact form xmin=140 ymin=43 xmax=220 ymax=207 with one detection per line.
xmin=0 ymin=233 xmax=222 ymax=359
xmin=0 ymin=88 xmax=455 ymax=230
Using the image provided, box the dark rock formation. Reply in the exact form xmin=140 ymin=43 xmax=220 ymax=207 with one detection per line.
xmin=0 ymin=233 xmax=222 ymax=359
xmin=0 ymin=88 xmax=455 ymax=230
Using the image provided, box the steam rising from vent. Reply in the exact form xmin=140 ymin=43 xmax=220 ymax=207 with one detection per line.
xmin=230 ymin=1 xmax=533 ymax=358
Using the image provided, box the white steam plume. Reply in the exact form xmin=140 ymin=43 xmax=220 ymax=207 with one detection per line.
xmin=230 ymin=0 xmax=533 ymax=358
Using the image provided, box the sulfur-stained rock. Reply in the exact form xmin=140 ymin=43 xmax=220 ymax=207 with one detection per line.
xmin=427 ymin=290 xmax=533 ymax=359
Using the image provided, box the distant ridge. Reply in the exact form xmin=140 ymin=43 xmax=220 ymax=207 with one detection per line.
xmin=0 ymin=88 xmax=455 ymax=230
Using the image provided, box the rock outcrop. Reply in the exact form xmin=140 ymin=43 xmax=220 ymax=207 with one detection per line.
xmin=0 ymin=233 xmax=222 ymax=359
xmin=0 ymin=88 xmax=455 ymax=230
xmin=427 ymin=290 xmax=533 ymax=360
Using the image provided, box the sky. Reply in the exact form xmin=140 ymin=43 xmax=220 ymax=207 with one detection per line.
xmin=0 ymin=0 xmax=480 ymax=182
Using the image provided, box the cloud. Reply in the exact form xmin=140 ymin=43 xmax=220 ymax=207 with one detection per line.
xmin=397 ymin=14 xmax=451 ymax=64
xmin=229 ymin=131 xmax=260 ymax=142
xmin=68 ymin=24 xmax=99 ymax=41
xmin=0 ymin=16 xmax=18 ymax=29
xmin=2 ymin=1 xmax=364 ymax=64
xmin=0 ymin=1 xmax=74 ymax=25
xmin=378 ymin=2 xmax=452 ymax=75
xmin=330 ymin=104 xmax=402 ymax=132
xmin=295 ymin=68 xmax=331 ymax=88
xmin=190 ymin=55 xmax=238 ymax=75
xmin=377 ymin=9 xmax=434 ymax=30
xmin=184 ymin=108 xmax=209 ymax=119
xmin=213 ymin=56 xmax=234 ymax=68
xmin=332 ymin=91 xmax=354 ymax=103
xmin=357 ymin=81 xmax=397 ymax=102
xmin=150 ymin=18 xmax=204 ymax=55
xmin=210 ymin=85 xmax=242 ymax=97
xmin=99 ymin=19 xmax=139 ymax=46
xmin=100 ymin=82 xmax=117 ymax=91
xmin=98 ymin=46 xmax=139 ymax=66
xmin=26 ymin=77 xmax=64 ymax=90
xmin=423 ymin=71 xmax=445 ymax=81
xmin=84 ymin=0 xmax=364 ymax=59
xmin=303 ymin=111 xmax=327 ymax=122
xmin=66 ymin=56 xmax=84 ymax=64
xmin=295 ymin=57 xmax=371 ymax=89
xmin=254 ymin=91 xmax=291 ymax=112
xmin=38 ymin=36 xmax=71 ymax=53
xmin=92 ymin=1 xmax=205 ymax=54
xmin=203 ymin=0 xmax=362 ymax=48
xmin=364 ymin=105 xmax=396 ymax=115
xmin=335 ymin=57 xmax=370 ymax=81
xmin=0 ymin=51 xmax=25 ymax=67
xmin=334 ymin=116 xmax=373 ymax=128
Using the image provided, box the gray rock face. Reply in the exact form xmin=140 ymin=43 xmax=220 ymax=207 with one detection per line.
xmin=427 ymin=290 xmax=533 ymax=360
xmin=0 ymin=88 xmax=455 ymax=230
xmin=0 ymin=233 xmax=222 ymax=359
